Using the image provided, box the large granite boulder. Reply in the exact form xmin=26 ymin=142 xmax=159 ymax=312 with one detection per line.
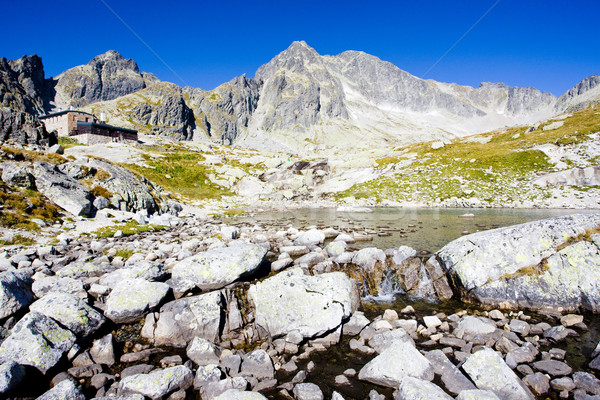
xmin=0 ymin=161 xmax=34 ymax=189
xmin=437 ymin=214 xmax=600 ymax=312
xmin=31 ymin=275 xmax=87 ymax=299
xmin=118 ymin=365 xmax=193 ymax=399
xmin=462 ymin=347 xmax=534 ymax=400
xmin=104 ymin=279 xmax=170 ymax=323
xmin=99 ymin=260 xmax=165 ymax=288
xmin=171 ymin=242 xmax=267 ymax=293
xmin=142 ymin=291 xmax=223 ymax=347
xmin=0 ymin=312 xmax=76 ymax=373
xmin=358 ymin=341 xmax=434 ymax=387
xmin=71 ymin=158 xmax=162 ymax=213
xmin=29 ymin=292 xmax=105 ymax=337
xmin=0 ymin=271 xmax=34 ymax=320
xmin=248 ymin=267 xmax=359 ymax=339
xmin=32 ymin=161 xmax=94 ymax=216
xmin=213 ymin=389 xmax=268 ymax=400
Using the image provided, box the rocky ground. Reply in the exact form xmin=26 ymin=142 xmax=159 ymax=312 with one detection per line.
xmin=1 ymin=210 xmax=600 ymax=400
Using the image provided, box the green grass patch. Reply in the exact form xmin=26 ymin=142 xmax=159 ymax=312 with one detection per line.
xmin=122 ymin=148 xmax=232 ymax=200
xmin=0 ymin=234 xmax=35 ymax=246
xmin=114 ymin=248 xmax=135 ymax=260
xmin=58 ymin=137 xmax=85 ymax=149
xmin=93 ymin=221 xmax=166 ymax=238
xmin=0 ymin=184 xmax=62 ymax=230
xmin=1 ymin=146 xmax=67 ymax=165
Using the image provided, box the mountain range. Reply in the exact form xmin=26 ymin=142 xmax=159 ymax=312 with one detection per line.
xmin=1 ymin=41 xmax=599 ymax=153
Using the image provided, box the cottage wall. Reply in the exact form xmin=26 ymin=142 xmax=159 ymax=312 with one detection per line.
xmin=40 ymin=111 xmax=97 ymax=137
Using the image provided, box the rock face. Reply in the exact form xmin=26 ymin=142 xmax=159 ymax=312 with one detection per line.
xmin=32 ymin=161 xmax=94 ymax=216
xmin=0 ymin=107 xmax=56 ymax=146
xmin=248 ymin=267 xmax=358 ymax=339
xmin=395 ymin=376 xmax=453 ymax=400
xmin=437 ymin=214 xmax=600 ymax=312
xmin=555 ymin=74 xmax=600 ymax=112
xmin=0 ymin=312 xmax=76 ymax=373
xmin=171 ymin=242 xmax=267 ymax=293
xmin=185 ymin=75 xmax=260 ymax=144
xmin=532 ymin=167 xmax=600 ymax=188
xmin=0 ymin=271 xmax=34 ymax=320
xmin=53 ymin=50 xmax=146 ymax=109
xmin=0 ymin=55 xmax=49 ymax=115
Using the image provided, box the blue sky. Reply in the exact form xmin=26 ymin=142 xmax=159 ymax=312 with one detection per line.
xmin=4 ymin=0 xmax=598 ymax=95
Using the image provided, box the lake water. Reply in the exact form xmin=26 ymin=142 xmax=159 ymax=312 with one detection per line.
xmin=234 ymin=207 xmax=600 ymax=252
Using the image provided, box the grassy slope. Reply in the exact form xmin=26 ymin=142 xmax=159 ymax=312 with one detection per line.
xmin=336 ymin=106 xmax=600 ymax=204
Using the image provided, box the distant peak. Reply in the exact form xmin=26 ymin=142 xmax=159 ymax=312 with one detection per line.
xmin=282 ymin=41 xmax=319 ymax=56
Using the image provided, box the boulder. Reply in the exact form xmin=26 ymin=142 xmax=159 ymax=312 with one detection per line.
xmin=457 ymin=316 xmax=496 ymax=337
xmin=437 ymin=214 xmax=600 ymax=312
xmin=0 ymin=271 xmax=34 ymax=319
xmin=294 ymin=229 xmax=325 ymax=246
xmin=31 ymin=276 xmax=87 ymax=299
xmin=358 ymin=341 xmax=434 ymax=387
xmin=0 ymin=312 xmax=76 ymax=373
xmin=186 ymin=337 xmax=221 ymax=366
xmin=213 ymin=389 xmax=268 ymax=400
xmin=248 ymin=267 xmax=358 ymax=339
xmin=99 ymin=261 xmax=165 ymax=288
xmin=293 ymin=383 xmax=324 ymax=400
xmin=145 ymin=291 xmax=223 ymax=347
xmin=352 ymin=247 xmax=386 ymax=271
xmin=118 ymin=365 xmax=193 ymax=399
xmin=31 ymin=161 xmax=94 ymax=216
xmin=0 ymin=161 xmax=34 ymax=188
xmin=171 ymin=242 xmax=266 ymax=293
xmin=395 ymin=376 xmax=453 ymax=400
xmin=240 ymin=349 xmax=275 ymax=380
xmin=368 ymin=328 xmax=415 ymax=353
xmin=104 ymin=279 xmax=170 ymax=323
xmin=90 ymin=334 xmax=116 ymax=366
xmin=0 ymin=108 xmax=55 ymax=145
xmin=29 ymin=292 xmax=105 ymax=337
xmin=0 ymin=361 xmax=25 ymax=394
xmin=36 ymin=379 xmax=85 ymax=400
xmin=462 ymin=347 xmax=534 ymax=400
xmin=425 ymin=350 xmax=476 ymax=395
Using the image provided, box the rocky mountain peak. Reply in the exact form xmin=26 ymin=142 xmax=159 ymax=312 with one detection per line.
xmin=0 ymin=54 xmax=49 ymax=115
xmin=52 ymin=50 xmax=146 ymax=109
xmin=255 ymin=41 xmax=322 ymax=82
xmin=555 ymin=74 xmax=600 ymax=112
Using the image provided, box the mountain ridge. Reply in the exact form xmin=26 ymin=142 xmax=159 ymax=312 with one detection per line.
xmin=0 ymin=42 xmax=598 ymax=153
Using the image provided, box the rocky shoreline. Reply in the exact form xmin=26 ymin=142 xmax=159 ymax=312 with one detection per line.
xmin=0 ymin=212 xmax=599 ymax=400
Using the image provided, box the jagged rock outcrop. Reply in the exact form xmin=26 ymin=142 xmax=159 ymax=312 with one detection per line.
xmin=555 ymin=74 xmax=600 ymax=112
xmin=52 ymin=50 xmax=146 ymax=109
xmin=437 ymin=214 xmax=600 ymax=312
xmin=0 ymin=107 xmax=56 ymax=146
xmin=185 ymin=75 xmax=260 ymax=144
xmin=0 ymin=55 xmax=49 ymax=115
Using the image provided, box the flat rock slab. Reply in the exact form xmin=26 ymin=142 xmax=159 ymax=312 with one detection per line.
xmin=533 ymin=360 xmax=573 ymax=377
xmin=29 ymin=292 xmax=105 ymax=337
xmin=358 ymin=341 xmax=434 ymax=387
xmin=249 ymin=267 xmax=358 ymax=339
xmin=36 ymin=380 xmax=85 ymax=400
xmin=437 ymin=213 xmax=600 ymax=312
xmin=0 ymin=312 xmax=76 ymax=373
xmin=171 ymin=242 xmax=266 ymax=293
xmin=425 ymin=350 xmax=476 ymax=395
xmin=118 ymin=365 xmax=193 ymax=399
xmin=462 ymin=347 xmax=534 ymax=400
xmin=455 ymin=390 xmax=501 ymax=400
xmin=105 ymin=279 xmax=170 ymax=323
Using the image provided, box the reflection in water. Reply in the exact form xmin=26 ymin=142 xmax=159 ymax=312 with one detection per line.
xmin=234 ymin=207 xmax=600 ymax=252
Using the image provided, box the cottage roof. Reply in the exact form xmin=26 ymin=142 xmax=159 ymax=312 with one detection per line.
xmin=38 ymin=110 xmax=97 ymax=119
xmin=75 ymin=121 xmax=138 ymax=134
